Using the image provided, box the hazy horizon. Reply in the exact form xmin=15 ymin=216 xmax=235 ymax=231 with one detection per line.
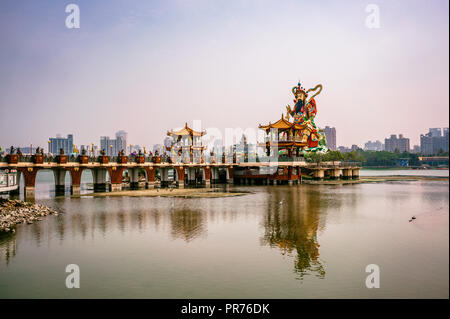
xmin=0 ymin=0 xmax=448 ymax=150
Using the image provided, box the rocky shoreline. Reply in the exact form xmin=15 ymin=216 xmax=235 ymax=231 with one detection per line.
xmin=0 ymin=198 xmax=59 ymax=233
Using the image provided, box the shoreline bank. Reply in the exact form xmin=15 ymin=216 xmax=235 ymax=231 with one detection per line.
xmin=302 ymin=175 xmax=448 ymax=185
xmin=78 ymin=188 xmax=249 ymax=198
xmin=77 ymin=175 xmax=448 ymax=197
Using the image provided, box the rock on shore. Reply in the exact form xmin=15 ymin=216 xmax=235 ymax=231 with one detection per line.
xmin=0 ymin=198 xmax=59 ymax=233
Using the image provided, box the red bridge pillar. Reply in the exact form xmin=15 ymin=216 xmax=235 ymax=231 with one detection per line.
xmin=204 ymin=166 xmax=211 ymax=187
xmin=174 ymin=166 xmax=185 ymax=188
xmin=67 ymin=167 xmax=83 ymax=195
xmin=287 ymin=167 xmax=294 ymax=185
xmin=17 ymin=167 xmax=39 ymax=199
xmin=227 ymin=167 xmax=234 ymax=184
xmin=108 ymin=166 xmax=124 ymax=192
xmin=144 ymin=167 xmax=156 ymax=189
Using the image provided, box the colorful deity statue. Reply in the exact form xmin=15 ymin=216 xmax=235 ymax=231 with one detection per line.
xmin=258 ymin=81 xmax=329 ymax=157
xmin=286 ymin=82 xmax=327 ymax=152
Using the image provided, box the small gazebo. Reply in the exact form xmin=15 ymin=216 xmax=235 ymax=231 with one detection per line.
xmin=167 ymin=123 xmax=207 ymax=163
xmin=258 ymin=114 xmax=308 ymax=157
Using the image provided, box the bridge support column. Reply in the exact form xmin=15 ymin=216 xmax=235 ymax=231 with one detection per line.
xmin=69 ymin=176 xmax=81 ymax=195
xmin=10 ymin=171 xmax=21 ymax=196
xmin=211 ymin=167 xmax=220 ymax=184
xmin=53 ymin=169 xmax=66 ymax=196
xmin=342 ymin=168 xmax=353 ymax=180
xmin=92 ymin=168 xmax=109 ymax=192
xmin=67 ymin=167 xmax=83 ymax=195
xmin=287 ymin=167 xmax=294 ymax=185
xmin=129 ymin=168 xmax=143 ymax=190
xmin=108 ymin=166 xmax=124 ymax=192
xmin=71 ymin=185 xmax=81 ymax=195
xmin=329 ymin=169 xmax=341 ymax=180
xmin=227 ymin=167 xmax=234 ymax=184
xmin=204 ymin=167 xmax=211 ymax=187
xmin=144 ymin=167 xmax=155 ymax=189
xmin=110 ymin=183 xmax=122 ymax=192
xmin=313 ymin=169 xmax=325 ymax=181
xmin=175 ymin=166 xmax=185 ymax=188
xmin=18 ymin=167 xmax=39 ymax=200
xmin=160 ymin=168 xmax=170 ymax=187
xmin=187 ymin=168 xmax=196 ymax=185
xmin=352 ymin=168 xmax=360 ymax=179
xmin=25 ymin=186 xmax=35 ymax=199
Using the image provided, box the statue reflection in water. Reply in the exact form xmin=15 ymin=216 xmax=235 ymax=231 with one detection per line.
xmin=261 ymin=186 xmax=326 ymax=280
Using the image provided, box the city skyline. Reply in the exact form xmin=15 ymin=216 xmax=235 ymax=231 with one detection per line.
xmin=0 ymin=0 xmax=448 ymax=149
xmin=5 ymin=125 xmax=450 ymax=155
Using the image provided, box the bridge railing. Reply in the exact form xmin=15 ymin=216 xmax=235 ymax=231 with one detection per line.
xmin=1 ymin=154 xmax=326 ymax=166
xmin=339 ymin=161 xmax=363 ymax=168
xmin=276 ymin=156 xmax=305 ymax=162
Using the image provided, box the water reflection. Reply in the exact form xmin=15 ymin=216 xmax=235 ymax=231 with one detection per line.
xmin=1 ymin=196 xmax=210 ymax=262
xmin=0 ymin=233 xmax=17 ymax=265
xmin=170 ymin=209 xmax=206 ymax=242
xmin=261 ymin=186 xmax=328 ymax=279
xmin=0 ymin=180 xmax=448 ymax=298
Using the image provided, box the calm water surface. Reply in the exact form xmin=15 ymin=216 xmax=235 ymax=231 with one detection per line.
xmin=0 ymin=170 xmax=448 ymax=298
xmin=360 ymin=168 xmax=449 ymax=177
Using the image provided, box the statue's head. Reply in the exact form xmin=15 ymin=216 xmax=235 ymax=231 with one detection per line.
xmin=292 ymin=82 xmax=308 ymax=104
xmin=293 ymin=82 xmax=323 ymax=106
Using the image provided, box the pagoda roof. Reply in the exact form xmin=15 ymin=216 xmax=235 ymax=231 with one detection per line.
xmin=259 ymin=114 xmax=308 ymax=131
xmin=167 ymin=123 xmax=207 ymax=137
xmin=258 ymin=114 xmax=293 ymax=130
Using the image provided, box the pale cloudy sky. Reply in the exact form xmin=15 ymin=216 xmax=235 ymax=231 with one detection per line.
xmin=0 ymin=0 xmax=448 ymax=149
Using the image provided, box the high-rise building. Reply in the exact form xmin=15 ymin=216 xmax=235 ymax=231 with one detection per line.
xmin=323 ymin=126 xmax=336 ymax=151
xmin=384 ymin=134 xmax=410 ymax=153
xmin=337 ymin=146 xmax=351 ymax=153
xmin=429 ymin=128 xmax=442 ymax=137
xmin=420 ymin=128 xmax=449 ymax=155
xmin=100 ymin=136 xmax=116 ymax=156
xmin=49 ymin=134 xmax=74 ymax=155
xmin=115 ymin=130 xmax=128 ymax=154
xmin=364 ymin=140 xmax=384 ymax=151
xmin=99 ymin=130 xmax=128 ymax=156
xmin=411 ymin=145 xmax=421 ymax=153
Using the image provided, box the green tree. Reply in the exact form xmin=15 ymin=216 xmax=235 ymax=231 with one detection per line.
xmin=323 ymin=150 xmax=344 ymax=162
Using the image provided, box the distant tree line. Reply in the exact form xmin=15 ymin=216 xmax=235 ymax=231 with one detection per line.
xmin=303 ymin=149 xmax=444 ymax=167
